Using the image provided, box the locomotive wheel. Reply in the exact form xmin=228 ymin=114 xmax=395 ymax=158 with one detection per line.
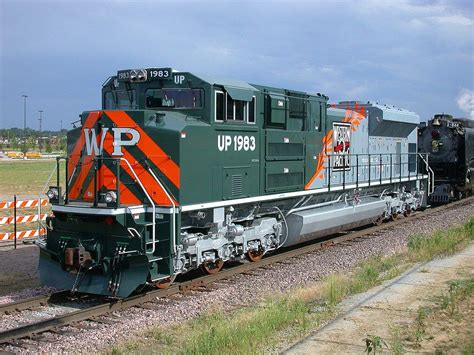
xmin=373 ymin=215 xmax=384 ymax=226
xmin=391 ymin=212 xmax=399 ymax=221
xmin=403 ymin=209 xmax=412 ymax=217
xmin=247 ymin=248 xmax=265 ymax=262
xmin=202 ymin=259 xmax=224 ymax=274
xmin=156 ymin=275 xmax=176 ymax=289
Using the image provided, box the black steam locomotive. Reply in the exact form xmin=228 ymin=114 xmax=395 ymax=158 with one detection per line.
xmin=418 ymin=114 xmax=474 ymax=203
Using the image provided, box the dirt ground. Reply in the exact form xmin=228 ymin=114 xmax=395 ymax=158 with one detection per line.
xmin=0 ymin=244 xmax=40 ymax=297
xmin=421 ymin=290 xmax=473 ymax=354
xmin=286 ymin=243 xmax=474 ymax=354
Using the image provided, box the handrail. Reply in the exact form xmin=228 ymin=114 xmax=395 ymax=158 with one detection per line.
xmin=321 ymin=153 xmax=426 ymax=188
xmin=418 ymin=153 xmax=434 ymax=194
xmin=118 ymin=158 xmax=157 ymax=254
xmin=59 ymin=156 xmax=166 ymax=255
xmin=147 ymin=168 xmax=177 ymax=256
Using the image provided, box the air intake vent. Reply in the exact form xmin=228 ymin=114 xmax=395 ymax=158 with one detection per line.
xmin=223 ymin=166 xmax=251 ymax=200
xmin=267 ymin=172 xmax=303 ymax=190
xmin=267 ymin=143 xmax=303 ymax=158
xmin=231 ymin=174 xmax=243 ymax=196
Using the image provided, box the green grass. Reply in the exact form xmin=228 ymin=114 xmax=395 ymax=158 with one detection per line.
xmin=389 ymin=325 xmax=405 ymax=355
xmin=111 ymin=217 xmax=474 ymax=355
xmin=439 ymin=278 xmax=474 ymax=316
xmin=462 ymin=344 xmax=474 ymax=355
xmin=407 ymin=217 xmax=474 ymax=261
xmin=0 ymin=160 xmax=60 ymax=234
xmin=184 ymin=298 xmax=309 ymax=354
xmin=0 ymin=160 xmax=59 ymax=197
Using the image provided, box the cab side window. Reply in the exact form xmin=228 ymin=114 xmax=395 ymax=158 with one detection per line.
xmin=248 ymin=97 xmax=256 ymax=124
xmin=215 ymin=90 xmax=256 ymax=124
xmin=216 ymin=91 xmax=225 ymax=121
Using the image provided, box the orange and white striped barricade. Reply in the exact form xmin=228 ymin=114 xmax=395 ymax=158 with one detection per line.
xmin=0 ymin=196 xmax=49 ymax=249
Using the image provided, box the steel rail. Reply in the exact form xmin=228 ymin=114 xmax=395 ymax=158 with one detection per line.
xmin=0 ymin=287 xmax=178 ymax=344
xmin=0 ymin=291 xmax=70 ymax=315
xmin=1 ymin=196 xmax=472 ymax=345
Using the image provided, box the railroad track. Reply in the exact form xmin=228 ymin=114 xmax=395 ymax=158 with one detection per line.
xmin=1 ymin=196 xmax=472 ymax=345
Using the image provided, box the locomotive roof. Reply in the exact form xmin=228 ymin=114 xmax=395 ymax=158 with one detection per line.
xmin=110 ymin=68 xmax=328 ymax=100
xmin=194 ymin=73 xmax=258 ymax=92
xmin=338 ymin=101 xmax=417 ymax=115
xmin=335 ymin=101 xmax=420 ymax=124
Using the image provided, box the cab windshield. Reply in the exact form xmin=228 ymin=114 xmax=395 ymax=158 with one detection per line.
xmin=104 ymin=90 xmax=138 ymax=109
xmin=146 ymin=89 xmax=203 ymax=109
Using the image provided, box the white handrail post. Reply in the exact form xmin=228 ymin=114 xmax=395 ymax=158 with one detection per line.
xmin=147 ymin=168 xmax=176 ymax=256
xmin=418 ymin=153 xmax=434 ymax=195
xmin=119 ymin=158 xmax=156 ymax=254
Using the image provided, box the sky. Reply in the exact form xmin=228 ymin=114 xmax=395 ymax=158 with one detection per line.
xmin=0 ymin=0 xmax=473 ymax=130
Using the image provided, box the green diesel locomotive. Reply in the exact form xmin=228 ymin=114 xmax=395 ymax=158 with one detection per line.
xmin=38 ymin=68 xmax=431 ymax=297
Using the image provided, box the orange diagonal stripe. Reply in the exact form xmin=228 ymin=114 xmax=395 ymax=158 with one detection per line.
xmin=67 ymin=111 xmax=101 ymax=177
xmin=105 ymin=110 xmax=180 ymax=189
xmin=81 ymin=164 xmax=142 ymax=205
xmin=101 ymin=130 xmax=177 ymax=206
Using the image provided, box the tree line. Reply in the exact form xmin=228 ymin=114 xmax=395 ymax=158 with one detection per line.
xmin=0 ymin=127 xmax=67 ymax=153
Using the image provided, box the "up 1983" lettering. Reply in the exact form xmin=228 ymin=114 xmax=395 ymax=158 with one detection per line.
xmin=217 ymin=135 xmax=256 ymax=152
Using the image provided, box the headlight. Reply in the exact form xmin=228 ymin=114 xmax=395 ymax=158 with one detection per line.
xmin=46 ymin=188 xmax=59 ymax=199
xmin=137 ymin=69 xmax=147 ymax=81
xmin=130 ymin=69 xmax=147 ymax=82
xmin=104 ymin=191 xmax=117 ymax=203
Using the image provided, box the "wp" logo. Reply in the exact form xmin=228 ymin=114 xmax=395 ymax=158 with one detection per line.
xmin=84 ymin=128 xmax=140 ymax=156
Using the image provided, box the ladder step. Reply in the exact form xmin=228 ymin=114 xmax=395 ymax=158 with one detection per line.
xmin=146 ymin=238 xmax=169 ymax=244
xmin=146 ymin=240 xmax=161 ymax=244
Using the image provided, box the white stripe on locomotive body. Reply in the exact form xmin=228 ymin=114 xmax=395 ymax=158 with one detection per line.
xmin=50 ymin=174 xmax=428 ymax=215
xmin=51 ymin=205 xmax=169 ymax=215
xmin=180 ymin=174 xmax=428 ymax=212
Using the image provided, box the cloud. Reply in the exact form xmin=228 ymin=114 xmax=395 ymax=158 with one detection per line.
xmin=1 ymin=0 xmax=473 ymax=128
xmin=456 ymin=89 xmax=474 ymax=119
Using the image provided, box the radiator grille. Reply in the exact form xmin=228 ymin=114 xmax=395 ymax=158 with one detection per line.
xmin=267 ymin=143 xmax=303 ymax=158
xmin=267 ymin=172 xmax=303 ymax=190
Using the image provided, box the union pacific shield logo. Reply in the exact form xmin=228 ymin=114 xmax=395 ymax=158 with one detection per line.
xmin=332 ymin=122 xmax=351 ymax=171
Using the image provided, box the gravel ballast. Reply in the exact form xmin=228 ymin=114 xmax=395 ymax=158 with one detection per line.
xmin=0 ymin=201 xmax=472 ymax=352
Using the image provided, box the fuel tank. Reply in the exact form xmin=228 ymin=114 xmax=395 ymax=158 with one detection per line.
xmin=283 ymin=196 xmax=385 ymax=247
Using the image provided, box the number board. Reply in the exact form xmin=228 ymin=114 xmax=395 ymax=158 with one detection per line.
xmin=147 ymin=68 xmax=172 ymax=81
xmin=117 ymin=70 xmax=131 ymax=82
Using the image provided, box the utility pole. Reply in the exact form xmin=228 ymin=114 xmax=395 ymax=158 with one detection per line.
xmin=38 ymin=110 xmax=43 ymax=152
xmin=21 ymin=95 xmax=28 ymax=155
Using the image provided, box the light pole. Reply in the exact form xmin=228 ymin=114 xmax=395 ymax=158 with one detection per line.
xmin=22 ymin=95 xmax=28 ymax=155
xmin=60 ymin=120 xmax=63 ymax=152
xmin=38 ymin=110 xmax=43 ymax=152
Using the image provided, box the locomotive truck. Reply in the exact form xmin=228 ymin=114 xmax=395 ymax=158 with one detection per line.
xmin=38 ymin=68 xmax=431 ymax=297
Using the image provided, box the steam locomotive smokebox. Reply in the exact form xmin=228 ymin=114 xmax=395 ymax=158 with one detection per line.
xmin=283 ymin=197 xmax=386 ymax=247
